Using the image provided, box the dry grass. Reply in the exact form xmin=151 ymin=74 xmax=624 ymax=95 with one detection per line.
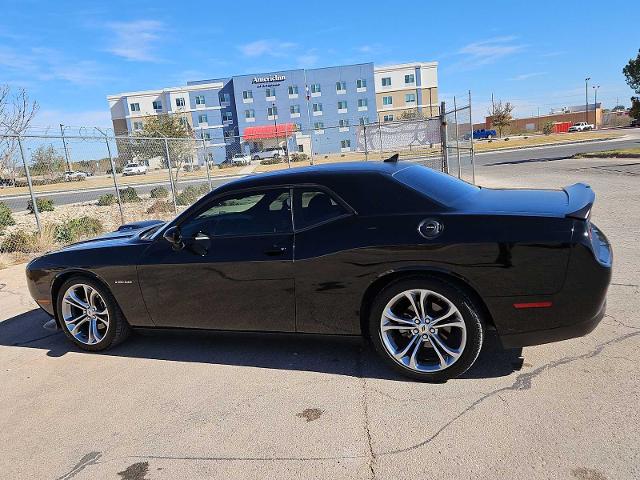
xmin=473 ymin=131 xmax=621 ymax=152
xmin=572 ymin=148 xmax=640 ymax=158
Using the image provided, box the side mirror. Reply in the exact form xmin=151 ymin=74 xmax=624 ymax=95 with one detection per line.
xmin=163 ymin=226 xmax=183 ymax=249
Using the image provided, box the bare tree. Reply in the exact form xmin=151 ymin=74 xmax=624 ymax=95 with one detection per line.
xmin=488 ymin=100 xmax=514 ymax=137
xmin=0 ymin=86 xmax=39 ymax=185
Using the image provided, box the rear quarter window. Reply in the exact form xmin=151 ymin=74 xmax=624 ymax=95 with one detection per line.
xmin=393 ymin=165 xmax=479 ymax=206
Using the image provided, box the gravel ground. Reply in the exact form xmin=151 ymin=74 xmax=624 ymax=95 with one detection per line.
xmin=0 ymin=156 xmax=638 ymax=479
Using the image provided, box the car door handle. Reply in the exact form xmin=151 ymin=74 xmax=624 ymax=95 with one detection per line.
xmin=264 ymin=246 xmax=287 ymax=256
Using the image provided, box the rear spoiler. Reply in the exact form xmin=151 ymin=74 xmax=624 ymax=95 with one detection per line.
xmin=563 ymin=183 xmax=595 ymax=220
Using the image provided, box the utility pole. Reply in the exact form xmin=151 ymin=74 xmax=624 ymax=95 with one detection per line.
xmin=592 ymin=85 xmax=600 ymax=128
xmin=584 ymin=77 xmax=591 ymax=123
xmin=303 ymin=69 xmax=315 ymax=165
xmin=59 ymin=123 xmax=72 ymax=171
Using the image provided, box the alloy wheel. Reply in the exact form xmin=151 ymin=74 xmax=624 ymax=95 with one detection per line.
xmin=379 ymin=289 xmax=467 ymax=373
xmin=61 ymin=284 xmax=110 ymax=345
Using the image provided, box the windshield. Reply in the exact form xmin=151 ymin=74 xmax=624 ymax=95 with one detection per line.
xmin=393 ymin=165 xmax=480 ymax=206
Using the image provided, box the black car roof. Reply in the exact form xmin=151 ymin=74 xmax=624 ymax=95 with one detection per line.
xmin=216 ymin=161 xmax=409 ymax=193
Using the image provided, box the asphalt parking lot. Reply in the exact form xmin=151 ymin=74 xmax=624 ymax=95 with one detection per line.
xmin=1 ymin=156 xmax=638 ymax=479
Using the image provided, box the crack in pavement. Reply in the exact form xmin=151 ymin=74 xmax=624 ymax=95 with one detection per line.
xmin=376 ymin=329 xmax=640 ymax=458
xmin=603 ymin=314 xmax=640 ymax=332
xmin=55 ymin=452 xmax=102 ymax=480
xmin=357 ymin=347 xmax=376 ymax=479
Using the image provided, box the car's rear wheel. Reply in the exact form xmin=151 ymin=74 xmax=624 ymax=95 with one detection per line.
xmin=368 ymin=277 xmax=484 ymax=382
xmin=56 ymin=276 xmax=131 ymax=351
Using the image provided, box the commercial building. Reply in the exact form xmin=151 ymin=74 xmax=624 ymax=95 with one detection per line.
xmin=107 ymin=61 xmax=438 ymax=164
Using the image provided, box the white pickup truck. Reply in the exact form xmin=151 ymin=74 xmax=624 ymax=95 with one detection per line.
xmin=568 ymin=122 xmax=594 ymax=132
xmin=122 ymin=163 xmax=148 ymax=176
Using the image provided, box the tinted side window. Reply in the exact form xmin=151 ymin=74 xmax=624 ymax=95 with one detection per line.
xmin=294 ymin=188 xmax=348 ymax=230
xmin=181 ymin=189 xmax=291 ymax=237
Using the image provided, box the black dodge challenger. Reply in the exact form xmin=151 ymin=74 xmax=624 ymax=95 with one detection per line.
xmin=26 ymin=160 xmax=612 ymax=381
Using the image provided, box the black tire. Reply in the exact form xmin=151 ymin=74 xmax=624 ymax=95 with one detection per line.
xmin=368 ymin=276 xmax=484 ymax=382
xmin=55 ymin=275 xmax=131 ymax=351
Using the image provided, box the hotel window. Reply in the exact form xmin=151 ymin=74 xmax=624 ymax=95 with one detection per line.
xmin=381 ymin=77 xmax=391 ymax=87
xmin=405 ymin=73 xmax=415 ymax=84
xmin=130 ymin=103 xmax=140 ymax=112
xmin=245 ymin=109 xmax=255 ymax=119
xmin=314 ymin=121 xmax=324 ymax=129
xmin=133 ymin=121 xmax=143 ymax=130
xmin=288 ymin=85 xmax=299 ymax=95
xmin=383 ymin=114 xmax=394 ymax=122
xmin=336 ymin=81 xmax=346 ymax=92
xmin=198 ymin=114 xmax=208 ymax=123
xmin=220 ymin=92 xmax=231 ymax=104
xmin=202 ymin=132 xmax=211 ymax=140
xmin=267 ymin=106 xmax=278 ymax=116
xmin=290 ymin=105 xmax=300 ymax=114
xmin=359 ymin=116 xmax=370 ymax=125
xmin=337 ymin=100 xmax=347 ymax=110
xmin=311 ymin=83 xmax=321 ymax=93
xmin=358 ymin=99 xmax=368 ymax=107
xmin=340 ymin=140 xmax=351 ymax=148
xmin=405 ymin=93 xmax=416 ymax=104
xmin=265 ymin=88 xmax=276 ymax=98
xmin=195 ymin=95 xmax=206 ymax=105
xmin=356 ymin=79 xmax=367 ymax=89
xmin=175 ymin=97 xmax=185 ymax=107
xmin=242 ymin=90 xmax=253 ymax=100
xmin=152 ymin=100 xmax=162 ymax=110
xmin=339 ymin=119 xmax=349 ymax=127
xmin=223 ymin=111 xmax=233 ymax=122
xmin=312 ymin=103 xmax=323 ymax=112
xmin=382 ymin=96 xmax=393 ymax=106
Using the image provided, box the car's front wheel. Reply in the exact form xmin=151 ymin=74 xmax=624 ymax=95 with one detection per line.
xmin=369 ymin=277 xmax=484 ymax=382
xmin=56 ymin=276 xmax=131 ymax=351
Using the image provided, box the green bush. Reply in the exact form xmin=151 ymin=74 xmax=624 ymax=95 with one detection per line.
xmin=54 ymin=216 xmax=103 ymax=244
xmin=259 ymin=157 xmax=282 ymax=165
xmin=146 ymin=200 xmax=175 ymax=214
xmin=543 ymin=121 xmax=555 ymax=135
xmin=97 ymin=193 xmax=116 ymax=206
xmin=150 ymin=186 xmax=169 ymax=198
xmin=175 ymin=184 xmax=209 ymax=206
xmin=119 ymin=187 xmax=141 ymax=203
xmin=0 ymin=202 xmax=15 ymax=230
xmin=0 ymin=229 xmax=37 ymax=253
xmin=290 ymin=153 xmax=309 ymax=163
xmin=27 ymin=197 xmax=54 ymax=214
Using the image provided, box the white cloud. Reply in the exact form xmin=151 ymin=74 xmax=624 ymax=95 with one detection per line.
xmin=297 ymin=54 xmax=319 ymax=68
xmin=509 ymin=72 xmax=547 ymax=81
xmin=106 ymin=20 xmax=164 ymax=62
xmin=238 ymin=39 xmax=297 ymax=58
xmin=28 ymin=109 xmax=112 ymax=133
xmin=456 ymin=36 xmax=526 ymax=68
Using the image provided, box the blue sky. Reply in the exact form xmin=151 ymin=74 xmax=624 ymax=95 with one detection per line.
xmin=1 ymin=0 xmax=637 ymax=130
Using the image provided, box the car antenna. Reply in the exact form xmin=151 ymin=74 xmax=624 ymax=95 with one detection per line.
xmin=384 ymin=153 xmax=399 ymax=163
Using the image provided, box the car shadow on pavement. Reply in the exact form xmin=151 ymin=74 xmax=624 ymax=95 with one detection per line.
xmin=0 ymin=309 xmax=524 ymax=382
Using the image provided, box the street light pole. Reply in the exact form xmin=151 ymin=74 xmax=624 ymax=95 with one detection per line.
xmin=584 ymin=77 xmax=591 ymax=124
xmin=59 ymin=123 xmax=72 ymax=171
xmin=592 ymin=85 xmax=600 ymax=129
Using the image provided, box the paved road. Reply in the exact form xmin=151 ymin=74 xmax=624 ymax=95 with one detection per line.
xmin=2 ymin=129 xmax=639 ymax=212
xmin=1 ymin=156 xmax=638 ymax=479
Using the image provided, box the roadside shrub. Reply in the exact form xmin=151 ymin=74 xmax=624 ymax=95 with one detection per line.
xmin=54 ymin=216 xmax=103 ymax=244
xmin=119 ymin=187 xmax=141 ymax=203
xmin=27 ymin=197 xmax=54 ymax=214
xmin=150 ymin=186 xmax=169 ymax=198
xmin=259 ymin=158 xmax=282 ymax=165
xmin=176 ymin=184 xmax=209 ymax=206
xmin=146 ymin=200 xmax=174 ymax=214
xmin=290 ymin=153 xmax=309 ymax=163
xmin=543 ymin=121 xmax=554 ymax=135
xmin=218 ymin=162 xmax=235 ymax=169
xmin=97 ymin=193 xmax=116 ymax=206
xmin=0 ymin=229 xmax=37 ymax=253
xmin=0 ymin=202 xmax=15 ymax=230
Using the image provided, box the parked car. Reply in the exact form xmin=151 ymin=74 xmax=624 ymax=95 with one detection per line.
xmin=568 ymin=122 xmax=594 ymax=132
xmin=471 ymin=129 xmax=497 ymax=140
xmin=630 ymin=118 xmax=639 ymax=128
xmin=63 ymin=170 xmax=88 ymax=181
xmin=252 ymin=147 xmax=285 ymax=161
xmin=25 ymin=157 xmax=612 ymax=382
xmin=122 ymin=163 xmax=148 ymax=176
xmin=231 ymin=153 xmax=252 ymax=166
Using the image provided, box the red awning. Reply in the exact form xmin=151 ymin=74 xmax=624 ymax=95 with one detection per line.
xmin=243 ymin=123 xmax=296 ymax=141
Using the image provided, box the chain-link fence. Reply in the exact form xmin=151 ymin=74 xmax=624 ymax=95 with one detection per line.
xmin=0 ymin=104 xmax=478 ymax=264
xmin=442 ymin=93 xmax=476 ymax=184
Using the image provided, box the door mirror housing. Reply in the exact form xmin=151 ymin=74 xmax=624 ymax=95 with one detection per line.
xmin=163 ymin=225 xmax=183 ymax=249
